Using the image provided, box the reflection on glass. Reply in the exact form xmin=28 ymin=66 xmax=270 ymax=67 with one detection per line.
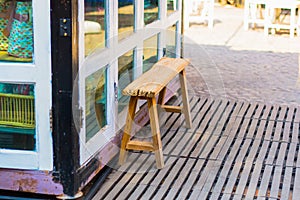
xmin=0 ymin=1 xmax=33 ymax=62
xmin=143 ymin=34 xmax=158 ymax=73
xmin=0 ymin=82 xmax=35 ymax=150
xmin=85 ymin=67 xmax=107 ymax=142
xmin=118 ymin=0 xmax=134 ymax=40
xmin=118 ymin=49 xmax=134 ymax=113
xmin=144 ymin=0 xmax=159 ymax=25
xmin=84 ymin=0 xmax=106 ymax=56
xmin=167 ymin=0 xmax=177 ymax=15
xmin=166 ymin=24 xmax=177 ymax=58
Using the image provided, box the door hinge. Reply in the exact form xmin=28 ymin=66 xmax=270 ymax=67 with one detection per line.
xmin=79 ymin=107 xmax=84 ymax=129
xmin=59 ymin=18 xmax=71 ymax=37
xmin=49 ymin=108 xmax=53 ymax=132
xmin=114 ymin=82 xmax=118 ymax=102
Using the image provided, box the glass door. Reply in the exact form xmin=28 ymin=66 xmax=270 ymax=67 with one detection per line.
xmin=78 ymin=0 xmax=116 ymax=164
xmin=0 ymin=0 xmax=52 ymax=170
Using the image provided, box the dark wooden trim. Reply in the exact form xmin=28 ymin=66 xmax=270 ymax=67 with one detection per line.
xmin=50 ymin=0 xmax=80 ymax=196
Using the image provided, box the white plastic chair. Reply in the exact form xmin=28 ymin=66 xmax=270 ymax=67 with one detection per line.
xmin=185 ymin=0 xmax=214 ymax=29
xmin=264 ymin=0 xmax=300 ymax=37
xmin=243 ymin=0 xmax=267 ymax=30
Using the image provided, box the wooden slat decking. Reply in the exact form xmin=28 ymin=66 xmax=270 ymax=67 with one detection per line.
xmin=93 ymin=96 xmax=300 ymax=200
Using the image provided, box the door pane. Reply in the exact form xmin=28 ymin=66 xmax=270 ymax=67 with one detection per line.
xmin=143 ymin=34 xmax=158 ymax=73
xmin=84 ymin=0 xmax=106 ymax=56
xmin=118 ymin=0 xmax=134 ymax=40
xmin=85 ymin=67 xmax=107 ymax=142
xmin=0 ymin=82 xmax=35 ymax=150
xmin=167 ymin=0 xmax=178 ymax=15
xmin=0 ymin=1 xmax=33 ymax=62
xmin=144 ymin=0 xmax=159 ymax=25
xmin=118 ymin=49 xmax=134 ymax=113
xmin=166 ymin=24 xmax=177 ymax=58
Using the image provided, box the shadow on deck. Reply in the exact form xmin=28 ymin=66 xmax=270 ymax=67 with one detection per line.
xmin=93 ymin=96 xmax=300 ymax=200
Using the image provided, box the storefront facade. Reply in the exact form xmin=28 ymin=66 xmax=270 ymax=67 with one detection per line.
xmin=0 ymin=0 xmax=182 ymax=198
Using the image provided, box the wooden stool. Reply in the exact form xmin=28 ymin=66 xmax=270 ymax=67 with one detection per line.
xmin=119 ymin=57 xmax=192 ymax=169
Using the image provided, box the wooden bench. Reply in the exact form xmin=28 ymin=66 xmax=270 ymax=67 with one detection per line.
xmin=119 ymin=57 xmax=192 ymax=169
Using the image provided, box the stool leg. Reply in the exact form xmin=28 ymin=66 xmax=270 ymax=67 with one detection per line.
xmin=157 ymin=87 xmax=167 ymax=105
xmin=147 ymin=97 xmax=164 ymax=169
xmin=179 ymin=69 xmax=192 ymax=128
xmin=157 ymin=87 xmax=167 ymax=117
xmin=119 ymin=96 xmax=138 ymax=165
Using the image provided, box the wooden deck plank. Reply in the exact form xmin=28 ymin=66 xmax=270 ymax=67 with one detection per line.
xmin=245 ymin=117 xmax=259 ymax=139
xmin=282 ymin=121 xmax=292 ymax=143
xmin=286 ymin=106 xmax=295 ymax=122
xmin=253 ymin=103 xmax=265 ymax=119
xmin=234 ymin=139 xmax=264 ymax=196
xmin=179 ymin=99 xmax=212 ymax=157
xmin=273 ymin=120 xmax=283 ymax=142
xmin=127 ymin=184 xmax=148 ymax=200
xmin=116 ymin=155 xmax=157 ymax=199
xmin=139 ymin=156 xmax=177 ymax=185
xmin=294 ymin=106 xmax=300 ymax=123
xmin=194 ymin=160 xmax=222 ymax=199
xmin=292 ymin=167 xmax=300 ymax=200
xmin=286 ymin=142 xmax=297 ymax=167
xmin=104 ymin=154 xmax=151 ymax=199
xmin=163 ymin=159 xmax=197 ymax=199
xmin=212 ymin=100 xmax=237 ymax=136
xmin=188 ymin=189 xmax=201 ymax=200
xmin=292 ymin=122 xmax=299 ymax=144
xmin=197 ymin=99 xmax=222 ymax=135
xmin=198 ymin=100 xmax=232 ymax=159
xmin=151 ymin=158 xmax=187 ymax=199
xmin=245 ymin=140 xmax=270 ymax=199
xmin=234 ymin=101 xmax=251 ymax=118
xmin=187 ymin=97 xmax=212 ymax=133
xmin=260 ymin=104 xmax=273 ymax=120
xmin=170 ymin=159 xmax=205 ymax=199
xmin=280 ymin=166 xmax=293 ymax=200
xmin=209 ymin=139 xmax=250 ymax=199
xmin=257 ymin=165 xmax=273 ymax=198
xmin=183 ymin=100 xmax=213 ymax=156
xmin=170 ymin=132 xmax=195 ymax=156
xmin=276 ymin=143 xmax=288 ymax=166
xmin=190 ymin=132 xmax=211 ymax=158
xmin=204 ymin=99 xmax=229 ymax=135
xmin=223 ymin=139 xmax=252 ymax=194
xmin=269 ymin=166 xmax=282 ymax=199
xmin=265 ymin=142 xmax=279 ymax=165
xmin=93 ymin=153 xmax=142 ymax=199
xmin=131 ymin=157 xmax=177 ymax=199
xmin=264 ymin=105 xmax=279 ymax=141
xmin=217 ymin=103 xmax=250 ymax=160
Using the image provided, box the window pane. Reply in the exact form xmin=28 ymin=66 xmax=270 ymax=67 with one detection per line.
xmin=143 ymin=34 xmax=158 ymax=73
xmin=118 ymin=49 xmax=134 ymax=113
xmin=167 ymin=0 xmax=177 ymax=15
xmin=0 ymin=82 xmax=35 ymax=150
xmin=118 ymin=0 xmax=134 ymax=40
xmin=144 ymin=0 xmax=159 ymax=25
xmin=84 ymin=0 xmax=106 ymax=56
xmin=166 ymin=24 xmax=177 ymax=58
xmin=0 ymin=1 xmax=33 ymax=62
xmin=85 ymin=67 xmax=107 ymax=142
